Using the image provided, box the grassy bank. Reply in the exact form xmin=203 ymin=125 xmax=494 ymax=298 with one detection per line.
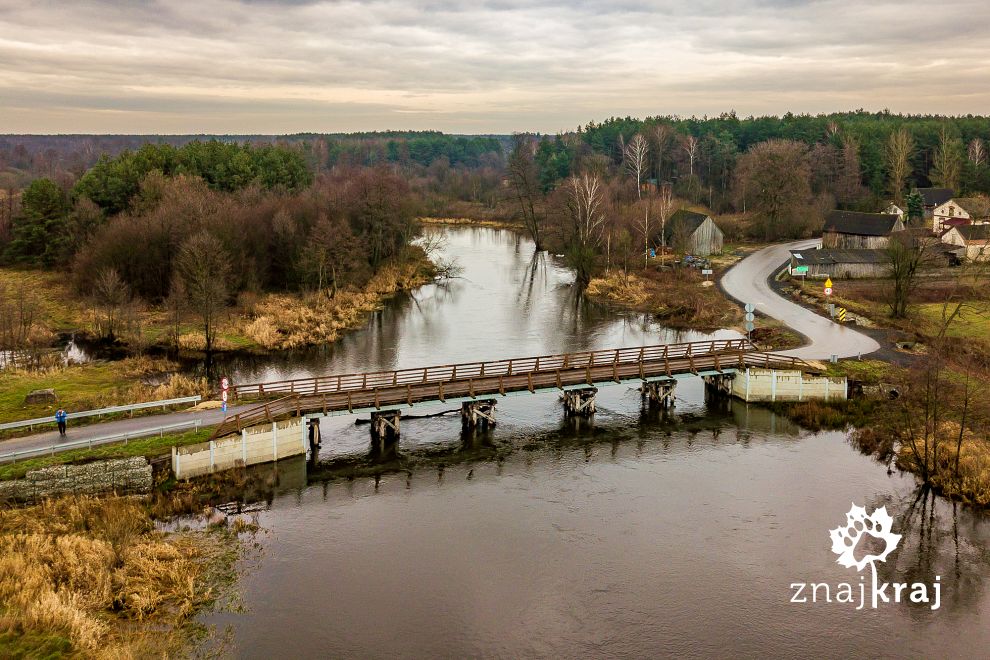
xmin=0 ymin=427 xmax=213 ymax=481
xmin=0 ymin=494 xmax=246 ymax=658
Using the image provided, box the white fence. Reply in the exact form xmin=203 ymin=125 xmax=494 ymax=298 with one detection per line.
xmin=0 ymin=419 xmax=203 ymax=464
xmin=0 ymin=395 xmax=203 ymax=432
xmin=172 ymin=418 xmax=306 ymax=480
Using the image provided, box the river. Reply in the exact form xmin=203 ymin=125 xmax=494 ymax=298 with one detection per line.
xmin=200 ymin=226 xmax=990 ymax=658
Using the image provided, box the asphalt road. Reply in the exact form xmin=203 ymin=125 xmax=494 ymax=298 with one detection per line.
xmin=721 ymin=239 xmax=881 ymax=360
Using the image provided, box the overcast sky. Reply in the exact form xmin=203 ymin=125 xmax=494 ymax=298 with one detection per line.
xmin=1 ymin=0 xmax=988 ymax=135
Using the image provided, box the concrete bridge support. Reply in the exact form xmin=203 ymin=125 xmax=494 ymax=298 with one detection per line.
xmin=461 ymin=399 xmax=497 ymax=429
xmin=703 ymin=374 xmax=734 ymax=397
xmin=641 ymin=379 xmax=676 ymax=408
xmin=307 ymin=418 xmax=322 ymax=455
xmin=370 ymin=410 xmax=401 ymax=453
xmin=562 ymin=387 xmax=598 ymax=416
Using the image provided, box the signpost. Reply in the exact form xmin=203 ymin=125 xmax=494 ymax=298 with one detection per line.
xmin=702 ymin=268 xmax=713 ymax=281
xmin=744 ymin=303 xmax=756 ymax=342
xmin=824 ymin=277 xmax=833 ymax=298
xmin=220 ymin=376 xmax=230 ymax=413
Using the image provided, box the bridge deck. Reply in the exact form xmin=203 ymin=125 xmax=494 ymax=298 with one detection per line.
xmin=212 ymin=340 xmax=812 ymax=439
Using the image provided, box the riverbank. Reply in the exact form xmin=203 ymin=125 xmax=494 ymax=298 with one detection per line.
xmin=0 ymin=493 xmax=249 ymax=658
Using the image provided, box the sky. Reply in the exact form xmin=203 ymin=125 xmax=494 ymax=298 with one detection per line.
xmin=1 ymin=0 xmax=989 ymax=135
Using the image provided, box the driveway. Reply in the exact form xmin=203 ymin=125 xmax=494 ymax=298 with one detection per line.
xmin=721 ymin=239 xmax=881 ymax=360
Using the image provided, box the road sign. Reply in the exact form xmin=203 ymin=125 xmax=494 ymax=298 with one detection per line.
xmin=744 ymin=303 xmax=755 ymax=313
xmin=824 ymin=277 xmax=833 ymax=297
xmin=221 ymin=390 xmax=228 ymax=403
xmin=837 ymin=307 xmax=847 ymax=322
xmin=745 ymin=312 xmax=755 ymax=322
xmin=221 ymin=377 xmax=229 ymax=391
xmin=745 ymin=321 xmax=755 ymax=332
xmin=792 ymin=266 xmax=809 ymax=274
xmin=702 ymin=269 xmax=713 ymax=275
xmin=221 ymin=401 xmax=227 ymax=413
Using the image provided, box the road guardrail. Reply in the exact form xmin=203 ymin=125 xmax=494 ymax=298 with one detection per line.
xmin=0 ymin=395 xmax=203 ymax=432
xmin=0 ymin=419 xmax=203 ymax=464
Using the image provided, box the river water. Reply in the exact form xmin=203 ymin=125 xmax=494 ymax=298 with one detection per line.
xmin=202 ymin=227 xmax=990 ymax=659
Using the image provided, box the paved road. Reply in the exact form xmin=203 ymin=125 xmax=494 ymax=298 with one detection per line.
xmin=0 ymin=404 xmax=253 ymax=460
xmin=721 ymin=239 xmax=881 ymax=360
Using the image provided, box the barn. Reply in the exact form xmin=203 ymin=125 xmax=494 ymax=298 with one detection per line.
xmin=821 ymin=210 xmax=905 ymax=249
xmin=942 ymin=224 xmax=990 ymax=261
xmin=661 ymin=209 xmax=724 ymax=256
xmin=789 ymin=249 xmax=890 ymax=279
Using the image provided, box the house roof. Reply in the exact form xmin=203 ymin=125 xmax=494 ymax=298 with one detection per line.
xmin=955 ymin=224 xmax=990 ymax=242
xmin=952 ymin=197 xmax=990 ymax=219
xmin=823 ymin=210 xmax=902 ymax=237
xmin=662 ymin=209 xmax=711 ymax=241
xmin=916 ymin=187 xmax=954 ymax=207
xmin=791 ymin=249 xmax=890 ymax=265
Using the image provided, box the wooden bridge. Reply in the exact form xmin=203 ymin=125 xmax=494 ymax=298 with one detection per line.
xmin=211 ymin=339 xmax=812 ymax=441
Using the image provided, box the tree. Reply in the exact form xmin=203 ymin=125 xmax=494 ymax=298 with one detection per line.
xmin=563 ymin=174 xmax=607 ymax=286
xmin=92 ymin=267 xmax=130 ymax=341
xmin=682 ymin=134 xmax=699 ymax=177
xmin=5 ymin=178 xmax=68 ymax=266
xmin=885 ymin=128 xmax=914 ymax=206
xmin=650 ymin=123 xmax=675 ymax=184
xmin=506 ymin=135 xmax=545 ymax=249
xmin=930 ymin=128 xmax=964 ymax=192
xmin=885 ymin=231 xmax=938 ymax=318
xmin=176 ymin=231 xmax=230 ymax=353
xmin=733 ymin=140 xmax=814 ymax=240
xmin=905 ymin=190 xmax=924 ymax=225
xmin=968 ymin=138 xmax=985 ymax=168
xmin=656 ymin=184 xmax=674 ymax=265
xmin=624 ymin=134 xmax=649 ymax=199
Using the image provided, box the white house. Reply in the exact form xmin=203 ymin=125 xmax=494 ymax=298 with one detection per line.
xmin=931 ymin=197 xmax=990 ymax=233
xmin=942 ymin=224 xmax=990 ymax=261
xmin=885 ymin=203 xmax=905 ymax=220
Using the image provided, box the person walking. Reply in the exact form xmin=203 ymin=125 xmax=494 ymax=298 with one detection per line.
xmin=55 ymin=408 xmax=68 ymax=437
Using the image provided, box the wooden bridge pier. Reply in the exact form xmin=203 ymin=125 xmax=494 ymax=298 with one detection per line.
xmin=563 ymin=387 xmax=598 ymax=416
xmin=641 ymin=379 xmax=677 ymax=408
xmin=702 ymin=374 xmax=734 ymax=397
xmin=461 ymin=399 xmax=497 ymax=429
xmin=307 ymin=418 xmax=322 ymax=454
xmin=369 ymin=410 xmax=401 ymax=453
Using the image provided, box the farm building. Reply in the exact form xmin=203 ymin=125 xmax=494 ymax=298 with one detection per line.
xmin=821 ymin=210 xmax=905 ymax=249
xmin=942 ymin=224 xmax=990 ymax=261
xmin=660 ymin=209 xmax=724 ymax=256
xmin=931 ymin=197 xmax=990 ymax=233
xmin=789 ymin=249 xmax=890 ymax=279
xmin=916 ymin=187 xmax=955 ymax=219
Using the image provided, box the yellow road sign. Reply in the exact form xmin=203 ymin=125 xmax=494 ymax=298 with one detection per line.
xmin=837 ymin=307 xmax=847 ymax=322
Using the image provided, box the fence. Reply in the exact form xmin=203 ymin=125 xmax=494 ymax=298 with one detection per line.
xmin=0 ymin=419 xmax=203 ymax=464
xmin=0 ymin=395 xmax=202 ymax=432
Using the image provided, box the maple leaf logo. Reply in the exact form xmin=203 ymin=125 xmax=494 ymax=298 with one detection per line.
xmin=829 ymin=503 xmax=901 ymax=572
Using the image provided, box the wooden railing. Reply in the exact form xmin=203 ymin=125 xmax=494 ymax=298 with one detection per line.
xmin=211 ymin=341 xmax=811 ymax=439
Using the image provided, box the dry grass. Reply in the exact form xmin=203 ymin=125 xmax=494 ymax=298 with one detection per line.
xmin=242 ymin=248 xmax=435 ymax=350
xmin=897 ymin=423 xmax=990 ymax=507
xmin=0 ymin=495 xmax=240 ymax=657
xmin=586 ymin=268 xmax=740 ymax=331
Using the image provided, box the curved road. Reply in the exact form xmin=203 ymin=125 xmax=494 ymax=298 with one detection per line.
xmin=721 ymin=239 xmax=880 ymax=360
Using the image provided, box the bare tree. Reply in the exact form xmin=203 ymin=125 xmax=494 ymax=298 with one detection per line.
xmin=92 ymin=267 xmax=130 ymax=341
xmin=164 ymin=274 xmax=187 ymax=351
xmin=885 ymin=231 xmax=939 ymax=318
xmin=651 ymin=124 xmax=675 ymax=184
xmin=885 ymin=128 xmax=914 ymax=207
xmin=968 ymin=138 xmax=986 ymax=168
xmin=564 ymin=174 xmax=607 ymax=285
xmin=656 ymin=184 xmax=675 ymax=266
xmin=624 ymin=134 xmax=649 ymax=199
xmin=634 ymin=202 xmax=650 ymax=269
xmin=177 ymin=231 xmax=231 ymax=353
xmin=931 ymin=128 xmax=964 ymax=192
xmin=506 ymin=134 xmax=545 ymax=249
xmin=682 ymin=135 xmax=699 ymax=177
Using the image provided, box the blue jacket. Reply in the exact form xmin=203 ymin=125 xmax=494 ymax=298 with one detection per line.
xmin=55 ymin=410 xmax=67 ymax=423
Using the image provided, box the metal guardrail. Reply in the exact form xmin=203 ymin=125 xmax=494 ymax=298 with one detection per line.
xmin=0 ymin=419 xmax=203 ymax=464
xmin=0 ymin=395 xmax=203 ymax=432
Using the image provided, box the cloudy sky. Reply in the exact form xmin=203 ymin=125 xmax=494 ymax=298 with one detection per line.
xmin=1 ymin=0 xmax=988 ymax=134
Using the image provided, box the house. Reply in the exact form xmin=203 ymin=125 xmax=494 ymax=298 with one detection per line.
xmin=931 ymin=197 xmax=990 ymax=233
xmin=821 ymin=210 xmax=905 ymax=249
xmin=789 ymin=249 xmax=890 ymax=279
xmin=661 ymin=209 xmax=724 ymax=256
xmin=885 ymin=203 xmax=905 ymax=220
xmin=915 ymin=187 xmax=955 ymax=219
xmin=942 ymin=224 xmax=990 ymax=261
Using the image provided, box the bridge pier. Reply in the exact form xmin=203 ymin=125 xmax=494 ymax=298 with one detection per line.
xmin=307 ymin=418 xmax=322 ymax=454
xmin=702 ymin=374 xmax=734 ymax=397
xmin=562 ymin=387 xmax=597 ymax=416
xmin=461 ymin=399 xmax=497 ymax=429
xmin=641 ymin=379 xmax=676 ymax=408
xmin=370 ymin=410 xmax=401 ymax=453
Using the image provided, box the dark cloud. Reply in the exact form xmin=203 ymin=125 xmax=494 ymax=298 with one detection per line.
xmin=0 ymin=0 xmax=987 ymax=133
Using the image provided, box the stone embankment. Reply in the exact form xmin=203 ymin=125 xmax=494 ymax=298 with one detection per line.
xmin=0 ymin=456 xmax=153 ymax=503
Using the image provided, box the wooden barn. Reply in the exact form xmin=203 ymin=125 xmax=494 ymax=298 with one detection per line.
xmin=789 ymin=249 xmax=890 ymax=279
xmin=661 ymin=209 xmax=724 ymax=256
xmin=942 ymin=224 xmax=990 ymax=261
xmin=821 ymin=210 xmax=905 ymax=249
